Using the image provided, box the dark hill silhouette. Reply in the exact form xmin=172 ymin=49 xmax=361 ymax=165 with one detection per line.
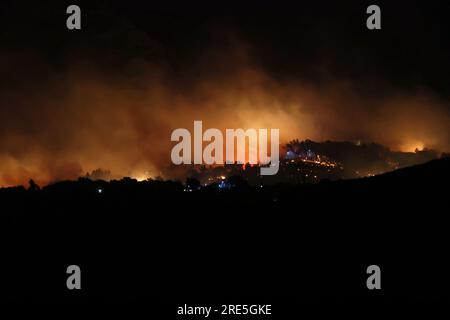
xmin=0 ymin=158 xmax=449 ymax=301
xmin=285 ymin=139 xmax=441 ymax=178
xmin=178 ymin=139 xmax=445 ymax=185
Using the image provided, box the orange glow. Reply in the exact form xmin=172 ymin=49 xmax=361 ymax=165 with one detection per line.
xmin=399 ymin=141 xmax=425 ymax=152
xmin=1 ymin=55 xmax=449 ymax=187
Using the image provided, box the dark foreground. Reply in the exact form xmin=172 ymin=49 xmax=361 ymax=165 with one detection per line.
xmin=1 ymin=158 xmax=449 ymax=315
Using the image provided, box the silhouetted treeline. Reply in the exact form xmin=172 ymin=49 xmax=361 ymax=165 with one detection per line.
xmin=0 ymin=158 xmax=449 ymax=300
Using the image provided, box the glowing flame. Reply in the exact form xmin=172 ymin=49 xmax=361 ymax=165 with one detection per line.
xmin=132 ymin=171 xmax=153 ymax=181
xmin=400 ymin=141 xmax=425 ymax=152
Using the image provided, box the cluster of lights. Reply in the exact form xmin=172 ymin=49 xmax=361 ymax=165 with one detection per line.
xmin=298 ymin=158 xmax=338 ymax=168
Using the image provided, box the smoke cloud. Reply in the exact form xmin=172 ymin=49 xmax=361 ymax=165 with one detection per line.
xmin=1 ymin=37 xmax=449 ymax=187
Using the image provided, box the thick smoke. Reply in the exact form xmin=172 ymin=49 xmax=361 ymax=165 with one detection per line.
xmin=1 ymin=41 xmax=449 ymax=187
